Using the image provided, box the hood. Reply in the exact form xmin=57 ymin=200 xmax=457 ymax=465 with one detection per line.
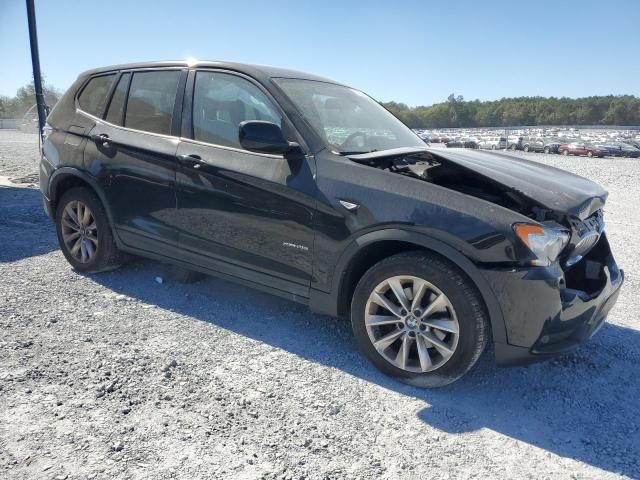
xmin=427 ymin=148 xmax=608 ymax=219
xmin=349 ymin=147 xmax=607 ymax=219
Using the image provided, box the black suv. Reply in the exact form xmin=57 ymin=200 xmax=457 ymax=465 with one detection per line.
xmin=40 ymin=61 xmax=623 ymax=386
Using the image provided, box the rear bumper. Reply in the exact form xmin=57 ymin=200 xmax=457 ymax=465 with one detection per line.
xmin=480 ymin=234 xmax=623 ymax=366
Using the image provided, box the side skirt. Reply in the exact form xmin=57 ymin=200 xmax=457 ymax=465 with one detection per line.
xmin=116 ymin=239 xmax=310 ymax=307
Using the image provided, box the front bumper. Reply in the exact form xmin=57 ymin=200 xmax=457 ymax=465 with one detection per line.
xmin=480 ymin=233 xmax=624 ymax=366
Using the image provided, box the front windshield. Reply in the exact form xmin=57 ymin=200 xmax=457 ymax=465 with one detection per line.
xmin=273 ymin=78 xmax=425 ymax=154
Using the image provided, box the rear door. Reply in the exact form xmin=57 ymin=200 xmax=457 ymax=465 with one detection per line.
xmin=174 ymin=70 xmax=316 ymax=297
xmin=83 ymin=68 xmax=187 ymax=257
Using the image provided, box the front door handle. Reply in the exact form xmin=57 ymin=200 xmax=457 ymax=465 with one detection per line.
xmin=177 ymin=154 xmax=205 ymax=169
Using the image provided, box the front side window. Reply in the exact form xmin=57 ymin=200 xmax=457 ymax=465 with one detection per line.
xmin=125 ymin=71 xmax=181 ymax=135
xmin=78 ymin=74 xmax=117 ymax=117
xmin=273 ymin=78 xmax=425 ymax=154
xmin=192 ymin=71 xmax=282 ymax=149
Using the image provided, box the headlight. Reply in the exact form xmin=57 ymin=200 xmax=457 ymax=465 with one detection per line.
xmin=513 ymin=223 xmax=570 ymax=266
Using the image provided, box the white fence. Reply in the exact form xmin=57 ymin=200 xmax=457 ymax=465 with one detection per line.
xmin=0 ymin=119 xmax=18 ymax=129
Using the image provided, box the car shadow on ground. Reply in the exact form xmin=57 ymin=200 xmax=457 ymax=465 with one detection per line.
xmin=0 ymin=185 xmax=57 ymax=262
xmin=86 ymin=260 xmax=640 ymax=478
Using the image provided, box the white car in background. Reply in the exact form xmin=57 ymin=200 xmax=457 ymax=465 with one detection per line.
xmin=479 ymin=136 xmax=508 ymax=150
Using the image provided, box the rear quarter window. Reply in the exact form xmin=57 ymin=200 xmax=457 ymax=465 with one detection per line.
xmin=77 ymin=74 xmax=117 ymax=117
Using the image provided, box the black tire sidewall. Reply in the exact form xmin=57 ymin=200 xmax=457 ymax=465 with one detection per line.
xmin=55 ymin=188 xmax=115 ymax=273
xmin=351 ymin=253 xmax=487 ymax=386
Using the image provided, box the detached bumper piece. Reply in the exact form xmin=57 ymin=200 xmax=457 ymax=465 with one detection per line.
xmin=482 ymin=233 xmax=623 ymax=366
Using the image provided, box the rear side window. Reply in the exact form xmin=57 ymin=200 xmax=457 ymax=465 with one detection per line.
xmin=192 ymin=71 xmax=281 ymax=149
xmin=105 ymin=73 xmax=130 ymax=125
xmin=124 ymin=71 xmax=181 ymax=135
xmin=78 ymin=74 xmax=117 ymax=117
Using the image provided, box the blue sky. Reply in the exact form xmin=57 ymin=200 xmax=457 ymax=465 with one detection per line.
xmin=1 ymin=0 xmax=639 ymax=106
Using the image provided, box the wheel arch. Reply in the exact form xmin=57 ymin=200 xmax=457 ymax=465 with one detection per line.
xmin=49 ymin=168 xmax=118 ymax=240
xmin=309 ymin=228 xmax=507 ymax=345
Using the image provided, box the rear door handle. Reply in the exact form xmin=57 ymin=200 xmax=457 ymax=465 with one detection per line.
xmin=177 ymin=154 xmax=205 ymax=169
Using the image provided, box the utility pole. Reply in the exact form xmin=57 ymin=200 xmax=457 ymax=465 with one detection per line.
xmin=26 ymin=0 xmax=47 ymax=140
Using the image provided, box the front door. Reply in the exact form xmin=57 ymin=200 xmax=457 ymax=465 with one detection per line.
xmin=175 ymin=70 xmax=316 ymax=297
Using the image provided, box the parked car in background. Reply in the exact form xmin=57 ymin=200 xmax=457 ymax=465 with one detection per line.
xmin=521 ymin=137 xmax=561 ymax=154
xmin=595 ymin=143 xmax=623 ymax=157
xmin=558 ymin=143 xmax=607 ymax=157
xmin=508 ymin=136 xmax=524 ymax=150
xmin=446 ymin=138 xmax=479 ymax=149
xmin=479 ymin=136 xmax=507 ymax=150
xmin=617 ymin=143 xmax=640 ymax=158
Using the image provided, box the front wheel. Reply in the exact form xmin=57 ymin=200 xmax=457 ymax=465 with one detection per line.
xmin=587 ymin=151 xmax=593 ymax=157
xmin=351 ymin=252 xmax=489 ymax=387
xmin=563 ymin=150 xmax=569 ymax=156
xmin=543 ymin=146 xmax=550 ymax=154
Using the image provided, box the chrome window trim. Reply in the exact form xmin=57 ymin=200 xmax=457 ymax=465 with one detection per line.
xmin=178 ymin=136 xmax=284 ymax=159
xmin=76 ymin=109 xmax=180 ymax=142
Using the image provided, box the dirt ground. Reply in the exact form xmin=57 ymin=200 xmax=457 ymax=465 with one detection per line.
xmin=1 ymin=130 xmax=639 ymax=479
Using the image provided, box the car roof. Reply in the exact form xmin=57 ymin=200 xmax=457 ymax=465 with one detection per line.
xmin=80 ymin=60 xmax=343 ymax=85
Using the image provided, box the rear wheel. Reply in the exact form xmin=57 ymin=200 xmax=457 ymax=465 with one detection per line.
xmin=351 ymin=251 xmax=489 ymax=387
xmin=55 ymin=187 xmax=123 ymax=273
xmin=543 ymin=146 xmax=550 ymax=154
xmin=563 ymin=150 xmax=569 ymax=156
xmin=510 ymin=144 xmax=517 ymax=151
xmin=523 ymin=145 xmax=530 ymax=152
xmin=587 ymin=151 xmax=593 ymax=157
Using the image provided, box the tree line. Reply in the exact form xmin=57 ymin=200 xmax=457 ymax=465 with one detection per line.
xmin=0 ymin=81 xmax=61 ymax=119
xmin=383 ymin=94 xmax=640 ymax=128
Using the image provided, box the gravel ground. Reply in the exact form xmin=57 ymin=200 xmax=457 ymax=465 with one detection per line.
xmin=1 ymin=130 xmax=639 ymax=480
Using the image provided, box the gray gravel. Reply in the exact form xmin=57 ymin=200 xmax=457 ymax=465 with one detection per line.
xmin=1 ymin=130 xmax=639 ymax=480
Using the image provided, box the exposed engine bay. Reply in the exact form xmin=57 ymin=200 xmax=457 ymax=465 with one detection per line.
xmin=354 ymin=151 xmax=555 ymax=221
xmin=348 ymin=148 xmax=607 ymax=272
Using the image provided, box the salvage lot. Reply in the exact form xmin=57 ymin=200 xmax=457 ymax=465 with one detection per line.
xmin=1 ymin=130 xmax=639 ymax=479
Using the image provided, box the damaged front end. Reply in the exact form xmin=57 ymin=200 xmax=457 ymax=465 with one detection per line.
xmin=480 ymin=230 xmax=623 ymax=365
xmin=348 ymin=147 xmax=624 ymax=364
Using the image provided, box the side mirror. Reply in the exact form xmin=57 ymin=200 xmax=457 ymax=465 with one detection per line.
xmin=238 ymin=121 xmax=301 ymax=156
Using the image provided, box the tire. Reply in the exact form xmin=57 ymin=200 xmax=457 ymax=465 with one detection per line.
xmin=350 ymin=251 xmax=489 ymax=387
xmin=563 ymin=150 xmax=569 ymax=156
xmin=587 ymin=151 xmax=593 ymax=157
xmin=510 ymin=144 xmax=517 ymax=151
xmin=543 ymin=146 xmax=550 ymax=154
xmin=523 ymin=145 xmax=530 ymax=152
xmin=55 ymin=187 xmax=123 ymax=273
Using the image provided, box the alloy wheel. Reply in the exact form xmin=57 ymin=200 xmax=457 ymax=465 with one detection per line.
xmin=61 ymin=200 xmax=99 ymax=263
xmin=364 ymin=275 xmax=459 ymax=373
